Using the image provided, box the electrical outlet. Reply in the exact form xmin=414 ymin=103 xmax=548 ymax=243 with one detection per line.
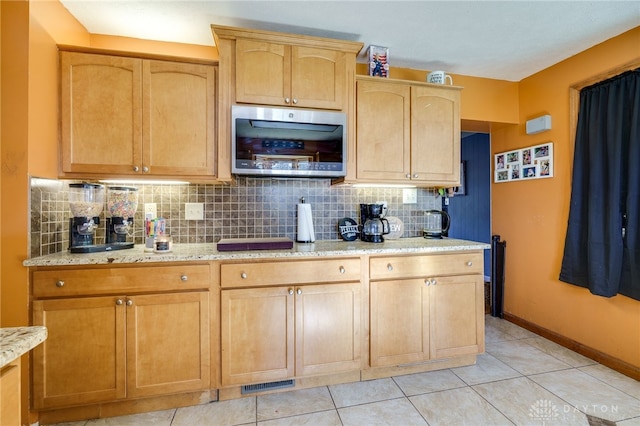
xmin=185 ymin=202 xmax=204 ymax=220
xmin=144 ymin=203 xmax=157 ymax=218
xmin=403 ymin=188 xmax=417 ymax=204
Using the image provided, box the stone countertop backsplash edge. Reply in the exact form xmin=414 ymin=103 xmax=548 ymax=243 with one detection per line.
xmin=23 ymin=237 xmax=491 ymax=267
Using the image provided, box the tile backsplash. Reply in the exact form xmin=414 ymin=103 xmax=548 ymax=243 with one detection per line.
xmin=30 ymin=176 xmax=440 ymax=258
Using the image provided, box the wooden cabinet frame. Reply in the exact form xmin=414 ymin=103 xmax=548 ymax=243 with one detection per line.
xmin=59 ymin=48 xmax=218 ymax=181
xmin=354 ymin=76 xmax=461 ymax=186
xmin=31 ymin=264 xmax=212 ymax=411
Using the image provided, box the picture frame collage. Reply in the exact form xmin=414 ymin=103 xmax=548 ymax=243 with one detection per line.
xmin=494 ymin=142 xmax=553 ymax=183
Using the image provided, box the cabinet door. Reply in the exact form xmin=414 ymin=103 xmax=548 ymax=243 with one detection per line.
xmin=143 ymin=61 xmax=216 ymax=176
xmin=221 ymin=287 xmax=294 ymax=386
xmin=429 ymin=275 xmax=484 ymax=359
xmin=291 ymin=46 xmax=345 ymax=110
xmin=1 ymin=360 xmax=20 ymax=426
xmin=126 ymin=292 xmax=210 ymax=398
xmin=370 ymin=279 xmax=429 ymax=367
xmin=60 ymin=52 xmax=142 ymax=175
xmin=295 ymin=283 xmax=361 ymax=376
xmin=410 ymin=85 xmax=461 ymax=184
xmin=356 ymin=80 xmax=411 ymax=181
xmin=235 ymin=39 xmax=290 ymax=106
xmin=32 ymin=296 xmax=126 ymax=409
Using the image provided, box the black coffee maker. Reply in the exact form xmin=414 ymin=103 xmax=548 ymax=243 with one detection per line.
xmin=360 ymin=203 xmax=390 ymax=243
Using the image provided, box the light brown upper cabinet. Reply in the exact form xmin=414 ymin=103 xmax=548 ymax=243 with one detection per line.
xmin=355 ymin=76 xmax=461 ymax=186
xmin=235 ymin=39 xmax=347 ymax=110
xmin=59 ymin=50 xmax=217 ymax=179
xmin=212 ymin=25 xmax=362 ymax=112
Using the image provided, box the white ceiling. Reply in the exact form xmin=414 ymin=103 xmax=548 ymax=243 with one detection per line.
xmin=59 ymin=0 xmax=640 ymax=82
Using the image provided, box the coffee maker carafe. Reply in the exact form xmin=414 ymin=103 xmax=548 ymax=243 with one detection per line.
xmin=423 ymin=209 xmax=450 ymax=239
xmin=360 ymin=203 xmax=390 ymax=243
xmin=68 ymin=183 xmax=104 ymax=253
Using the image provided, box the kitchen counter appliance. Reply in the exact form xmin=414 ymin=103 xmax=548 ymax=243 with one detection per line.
xmin=105 ymin=186 xmax=138 ymax=250
xmin=360 ymin=203 xmax=390 ymax=243
xmin=68 ymin=183 xmax=104 ymax=252
xmin=231 ymin=105 xmax=347 ymax=178
xmin=423 ymin=210 xmax=451 ymax=239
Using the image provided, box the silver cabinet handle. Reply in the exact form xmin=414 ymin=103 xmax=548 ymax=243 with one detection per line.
xmin=116 ymin=299 xmax=124 ymax=305
xmin=292 ymin=98 xmax=298 ymax=104
xmin=56 ymin=280 xmax=65 ymax=288
xmin=339 ymin=266 xmax=346 ymax=274
xmin=126 ymin=299 xmax=133 ymax=306
xmin=142 ymin=166 xmax=149 ymax=173
xmin=180 ymin=275 xmax=188 ymax=281
xmin=288 ymin=288 xmax=294 ymax=295
xmin=424 ymin=279 xmax=431 ymax=286
xmin=413 ymin=174 xmax=419 ymax=178
xmin=405 ymin=174 xmax=411 ymax=179
xmin=241 ymin=272 xmax=247 ymax=279
xmin=387 ymin=263 xmax=393 ymax=271
xmin=467 ymin=261 xmax=473 ymax=266
xmin=285 ymin=97 xmax=290 ymax=104
xmin=432 ymin=279 xmax=437 ymax=285
xmin=133 ymin=166 xmax=140 ymax=172
xmin=296 ymin=288 xmax=302 ymax=295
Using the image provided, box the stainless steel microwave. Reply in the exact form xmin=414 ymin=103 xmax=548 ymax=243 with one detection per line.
xmin=231 ymin=105 xmax=347 ymax=178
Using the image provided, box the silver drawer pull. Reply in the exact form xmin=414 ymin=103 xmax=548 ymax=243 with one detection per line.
xmin=467 ymin=261 xmax=473 ymax=266
xmin=387 ymin=264 xmax=393 ymax=271
xmin=180 ymin=275 xmax=188 ymax=281
xmin=133 ymin=166 xmax=140 ymax=172
xmin=297 ymin=288 xmax=302 ymax=295
xmin=339 ymin=266 xmax=346 ymax=274
xmin=424 ymin=279 xmax=431 ymax=286
xmin=432 ymin=279 xmax=437 ymax=285
xmin=241 ymin=272 xmax=247 ymax=279
xmin=116 ymin=299 xmax=123 ymax=305
xmin=288 ymin=288 xmax=294 ymax=295
xmin=126 ymin=299 xmax=133 ymax=306
xmin=56 ymin=280 xmax=65 ymax=288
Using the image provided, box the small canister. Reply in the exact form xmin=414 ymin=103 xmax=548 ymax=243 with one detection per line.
xmin=154 ymin=236 xmax=173 ymax=253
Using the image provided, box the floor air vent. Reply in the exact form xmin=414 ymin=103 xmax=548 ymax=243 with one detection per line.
xmin=241 ymin=379 xmax=295 ymax=395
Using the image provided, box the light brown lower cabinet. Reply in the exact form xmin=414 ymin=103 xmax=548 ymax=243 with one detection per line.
xmin=1 ymin=359 xmax=21 ymax=426
xmin=369 ymin=253 xmax=485 ymax=367
xmin=31 ymin=264 xmax=211 ymax=411
xmin=220 ymin=259 xmax=362 ymax=387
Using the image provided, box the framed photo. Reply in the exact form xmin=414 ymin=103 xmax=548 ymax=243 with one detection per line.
xmin=454 ymin=161 xmax=466 ymax=195
xmin=495 ymin=142 xmax=553 ymax=183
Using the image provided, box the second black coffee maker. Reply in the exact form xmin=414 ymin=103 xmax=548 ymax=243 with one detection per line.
xmin=360 ymin=203 xmax=390 ymax=243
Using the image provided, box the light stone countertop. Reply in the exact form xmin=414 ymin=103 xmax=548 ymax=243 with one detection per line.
xmin=23 ymin=237 xmax=490 ymax=267
xmin=0 ymin=326 xmax=48 ymax=368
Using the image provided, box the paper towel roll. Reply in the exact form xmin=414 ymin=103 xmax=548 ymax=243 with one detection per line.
xmin=297 ymin=203 xmax=315 ymax=243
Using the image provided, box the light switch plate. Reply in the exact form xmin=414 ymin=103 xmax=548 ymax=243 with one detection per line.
xmin=185 ymin=203 xmax=204 ymax=220
xmin=403 ymin=188 xmax=417 ymax=204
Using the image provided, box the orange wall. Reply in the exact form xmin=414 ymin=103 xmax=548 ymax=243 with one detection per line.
xmin=491 ymin=27 xmax=640 ymax=368
xmin=2 ymin=1 xmax=35 ymax=422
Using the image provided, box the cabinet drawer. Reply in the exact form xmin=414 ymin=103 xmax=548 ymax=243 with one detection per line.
xmin=33 ymin=264 xmax=211 ymax=298
xmin=221 ymin=258 xmax=360 ymax=288
xmin=370 ymin=252 xmax=483 ymax=280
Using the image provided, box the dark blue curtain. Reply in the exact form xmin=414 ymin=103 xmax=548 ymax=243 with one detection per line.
xmin=560 ymin=69 xmax=640 ymax=300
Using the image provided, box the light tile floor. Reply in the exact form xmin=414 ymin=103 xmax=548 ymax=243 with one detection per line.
xmin=51 ymin=316 xmax=640 ymax=426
